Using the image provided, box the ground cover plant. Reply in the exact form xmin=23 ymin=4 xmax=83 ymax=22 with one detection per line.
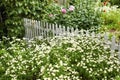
xmin=0 ymin=34 xmax=120 ymax=80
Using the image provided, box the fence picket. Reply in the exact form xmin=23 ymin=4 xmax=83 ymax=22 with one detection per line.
xmin=55 ymin=24 xmax=57 ymax=36
xmin=104 ymin=33 xmax=109 ymax=43
xmin=110 ymin=36 xmax=116 ymax=57
xmin=67 ymin=27 xmax=70 ymax=36
xmin=46 ymin=22 xmax=48 ymax=38
xmin=111 ymin=36 xmax=116 ymax=50
xmin=52 ymin=24 xmax=55 ymax=37
xmin=80 ymin=29 xmax=84 ymax=36
xmin=86 ymin=30 xmax=89 ymax=37
xmin=91 ymin=32 xmax=95 ymax=38
xmin=71 ymin=27 xmax=74 ymax=36
xmin=63 ymin=26 xmax=66 ymax=36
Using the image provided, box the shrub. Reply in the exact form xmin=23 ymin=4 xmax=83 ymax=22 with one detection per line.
xmin=0 ymin=34 xmax=120 ymax=80
xmin=0 ymin=0 xmax=50 ymax=38
xmin=44 ymin=0 xmax=102 ymax=29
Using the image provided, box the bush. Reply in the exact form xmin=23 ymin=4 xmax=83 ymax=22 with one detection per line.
xmin=0 ymin=0 xmax=50 ymax=38
xmin=0 ymin=35 xmax=120 ymax=80
xmin=44 ymin=0 xmax=102 ymax=29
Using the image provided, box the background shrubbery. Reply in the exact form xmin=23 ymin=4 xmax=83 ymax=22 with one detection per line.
xmin=0 ymin=0 xmax=120 ymax=38
xmin=110 ymin=0 xmax=120 ymax=7
xmin=0 ymin=0 xmax=103 ymax=38
xmin=0 ymin=0 xmax=51 ymax=38
xmin=45 ymin=0 xmax=102 ymax=29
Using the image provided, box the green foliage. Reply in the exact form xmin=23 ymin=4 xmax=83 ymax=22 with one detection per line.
xmin=110 ymin=0 xmax=120 ymax=7
xmin=101 ymin=9 xmax=120 ymax=25
xmin=115 ymin=76 xmax=120 ymax=80
xmin=100 ymin=8 xmax=120 ymax=36
xmin=0 ymin=35 xmax=120 ymax=80
xmin=0 ymin=0 xmax=50 ymax=38
xmin=44 ymin=0 xmax=102 ymax=29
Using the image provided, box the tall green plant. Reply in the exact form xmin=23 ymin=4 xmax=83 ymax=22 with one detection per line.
xmin=71 ymin=0 xmax=102 ymax=29
xmin=0 ymin=0 xmax=50 ymax=38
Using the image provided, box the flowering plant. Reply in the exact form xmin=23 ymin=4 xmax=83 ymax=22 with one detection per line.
xmin=44 ymin=0 xmax=102 ymax=29
xmin=0 ymin=35 xmax=120 ymax=80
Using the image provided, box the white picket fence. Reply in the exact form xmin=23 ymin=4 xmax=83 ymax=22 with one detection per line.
xmin=24 ymin=18 xmax=120 ymax=62
xmin=24 ymin=18 xmax=80 ymax=39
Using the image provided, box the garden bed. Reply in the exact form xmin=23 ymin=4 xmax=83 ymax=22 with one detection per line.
xmin=0 ymin=35 xmax=120 ymax=80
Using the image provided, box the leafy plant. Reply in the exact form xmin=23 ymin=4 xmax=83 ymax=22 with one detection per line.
xmin=0 ymin=0 xmax=50 ymax=38
xmin=44 ymin=0 xmax=102 ymax=29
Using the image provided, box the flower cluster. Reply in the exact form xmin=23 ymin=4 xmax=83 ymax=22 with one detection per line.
xmin=61 ymin=5 xmax=75 ymax=14
xmin=60 ymin=5 xmax=75 ymax=14
xmin=0 ymin=35 xmax=120 ymax=80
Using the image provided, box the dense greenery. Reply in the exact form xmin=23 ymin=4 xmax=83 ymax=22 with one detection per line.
xmin=110 ymin=0 xmax=120 ymax=7
xmin=0 ymin=0 xmax=103 ymax=38
xmin=0 ymin=0 xmax=120 ymax=80
xmin=99 ymin=3 xmax=120 ymax=40
xmin=45 ymin=0 xmax=102 ymax=29
xmin=0 ymin=0 xmax=50 ymax=38
xmin=0 ymin=0 xmax=120 ymax=38
xmin=0 ymin=35 xmax=120 ymax=80
xmin=101 ymin=0 xmax=120 ymax=6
